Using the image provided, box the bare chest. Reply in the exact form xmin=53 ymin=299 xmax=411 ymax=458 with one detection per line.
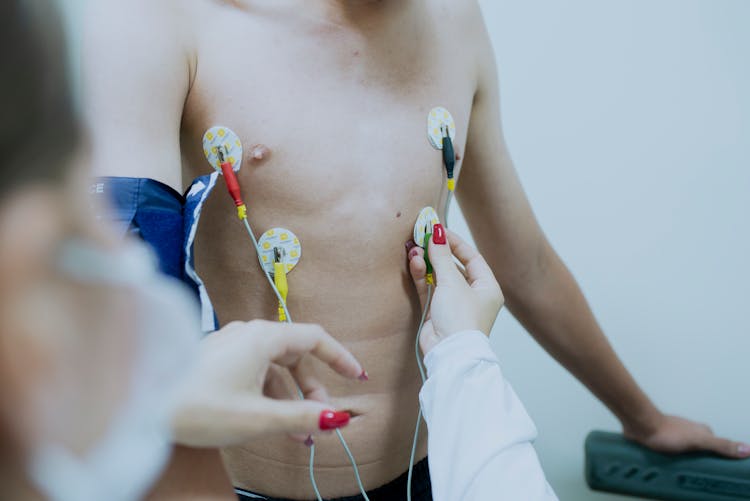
xmin=181 ymin=10 xmax=473 ymax=210
xmin=181 ymin=6 xmax=474 ymax=334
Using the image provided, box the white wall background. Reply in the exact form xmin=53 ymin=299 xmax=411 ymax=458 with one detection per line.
xmin=58 ymin=0 xmax=749 ymax=499
xmin=460 ymin=1 xmax=749 ymax=499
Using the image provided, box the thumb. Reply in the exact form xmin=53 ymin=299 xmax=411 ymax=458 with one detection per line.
xmin=427 ymin=224 xmax=463 ymax=286
xmin=408 ymin=246 xmax=429 ymax=309
xmin=174 ymin=397 xmax=352 ymax=448
xmin=700 ymin=435 xmax=750 ymax=459
xmin=244 ymin=398 xmax=351 ymax=437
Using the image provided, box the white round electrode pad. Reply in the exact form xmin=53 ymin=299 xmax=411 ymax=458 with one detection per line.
xmin=257 ymin=228 xmax=302 ymax=275
xmin=202 ymin=126 xmax=243 ymax=173
xmin=413 ymin=207 xmax=441 ymax=248
xmin=427 ymin=107 xmax=457 ymax=150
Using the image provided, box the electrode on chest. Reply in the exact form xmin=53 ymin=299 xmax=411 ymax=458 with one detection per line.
xmin=202 ymin=126 xmax=244 ymax=173
xmin=257 ymin=228 xmax=302 ymax=276
xmin=427 ymin=107 xmax=456 ymax=150
xmin=413 ymin=206 xmax=440 ymax=248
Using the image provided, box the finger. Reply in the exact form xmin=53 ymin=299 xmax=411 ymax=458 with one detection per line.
xmin=405 ymin=239 xmax=418 ymax=255
xmin=234 ymin=397 xmax=339 ymax=438
xmin=288 ymin=356 xmax=331 ymax=403
xmin=263 ymin=363 xmax=297 ymax=401
xmin=408 ymin=246 xmax=429 ymax=309
xmin=698 ymin=435 xmax=750 ymax=459
xmin=427 ymin=225 xmax=466 ymax=286
xmin=444 ymin=229 xmax=497 ymax=290
xmin=453 ymin=256 xmax=469 ymax=280
xmin=262 ymin=322 xmax=363 ymax=380
xmin=288 ymin=432 xmax=315 ymax=445
xmin=172 ymin=396 xmax=342 ymax=448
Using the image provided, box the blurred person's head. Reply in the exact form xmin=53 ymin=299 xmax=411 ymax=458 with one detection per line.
xmin=0 ymin=2 xmax=198 ymax=500
xmin=0 ymin=0 xmax=78 ymax=199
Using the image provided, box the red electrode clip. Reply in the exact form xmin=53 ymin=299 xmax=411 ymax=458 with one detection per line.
xmin=217 ymin=146 xmax=247 ymax=219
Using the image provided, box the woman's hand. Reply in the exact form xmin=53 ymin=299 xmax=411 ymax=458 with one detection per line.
xmin=407 ymin=226 xmax=504 ymax=356
xmin=171 ymin=320 xmax=364 ymax=448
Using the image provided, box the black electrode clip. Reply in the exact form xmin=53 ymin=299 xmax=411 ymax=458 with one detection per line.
xmin=441 ymin=124 xmax=455 ymax=190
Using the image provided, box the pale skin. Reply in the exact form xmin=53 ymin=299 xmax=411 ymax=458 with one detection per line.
xmin=82 ymin=0 xmax=748 ymax=499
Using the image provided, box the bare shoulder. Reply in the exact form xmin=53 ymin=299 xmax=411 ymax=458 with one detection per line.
xmin=82 ymin=0 xmax=194 ymax=60
xmin=83 ymin=0 xmax=193 ymax=27
xmin=424 ymin=0 xmax=495 ymax=91
xmin=80 ymin=0 xmax=201 ymax=187
xmin=424 ymin=0 xmax=487 ymax=38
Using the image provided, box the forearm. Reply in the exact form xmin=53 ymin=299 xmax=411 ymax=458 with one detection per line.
xmin=420 ymin=332 xmax=557 ymax=501
xmin=454 ymin=10 xmax=747 ymax=459
xmin=498 ymin=240 xmax=662 ymax=436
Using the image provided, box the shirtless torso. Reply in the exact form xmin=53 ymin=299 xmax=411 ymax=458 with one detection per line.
xmin=85 ymin=0 xmax=482 ymax=498
xmin=184 ymin=1 xmax=472 ymax=497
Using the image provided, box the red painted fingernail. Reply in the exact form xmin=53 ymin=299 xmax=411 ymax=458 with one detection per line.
xmin=433 ymin=224 xmax=446 ymax=245
xmin=405 ymin=240 xmax=417 ymax=253
xmin=358 ymin=370 xmax=369 ymax=381
xmin=319 ymin=410 xmax=350 ymax=431
xmin=304 ymin=435 xmax=314 ymax=447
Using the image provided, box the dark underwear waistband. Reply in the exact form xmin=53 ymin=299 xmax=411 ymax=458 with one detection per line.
xmin=235 ymin=457 xmax=432 ymax=501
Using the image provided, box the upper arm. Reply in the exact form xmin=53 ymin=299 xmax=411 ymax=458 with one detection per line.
xmin=456 ymin=6 xmax=547 ymax=286
xmin=81 ymin=0 xmax=191 ymax=191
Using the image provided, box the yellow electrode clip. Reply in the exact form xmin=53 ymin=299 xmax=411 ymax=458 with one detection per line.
xmin=237 ymin=204 xmax=247 ymax=220
xmin=273 ymin=247 xmax=289 ymax=322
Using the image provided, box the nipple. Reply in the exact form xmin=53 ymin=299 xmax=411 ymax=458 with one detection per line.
xmin=249 ymin=144 xmax=271 ymax=162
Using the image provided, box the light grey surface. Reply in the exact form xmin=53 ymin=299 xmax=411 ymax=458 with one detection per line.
xmin=453 ymin=1 xmax=749 ymax=499
xmin=58 ymin=1 xmax=749 ymax=499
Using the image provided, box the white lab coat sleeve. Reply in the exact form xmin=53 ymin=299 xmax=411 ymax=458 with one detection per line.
xmin=419 ymin=331 xmax=558 ymax=501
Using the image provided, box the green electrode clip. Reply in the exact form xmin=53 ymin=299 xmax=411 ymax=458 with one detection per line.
xmin=423 ymin=227 xmax=434 ymax=285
